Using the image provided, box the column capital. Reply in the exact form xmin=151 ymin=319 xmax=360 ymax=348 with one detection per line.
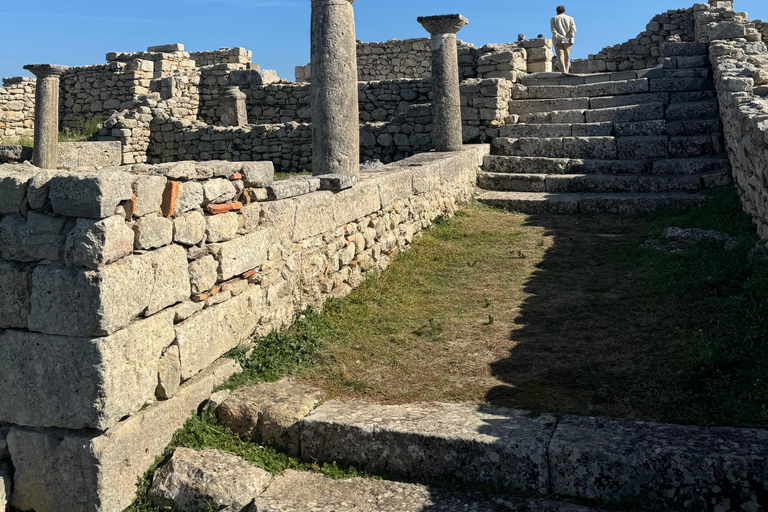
xmin=417 ymin=14 xmax=468 ymax=36
xmin=311 ymin=0 xmax=355 ymax=4
xmin=23 ymin=64 xmax=69 ymax=78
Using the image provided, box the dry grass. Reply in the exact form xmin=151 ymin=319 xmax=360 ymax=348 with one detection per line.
xmin=297 ymin=194 xmax=768 ymax=427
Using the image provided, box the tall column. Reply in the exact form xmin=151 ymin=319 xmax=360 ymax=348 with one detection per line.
xmin=23 ymin=64 xmax=68 ymax=170
xmin=311 ymin=0 xmax=360 ymax=177
xmin=418 ymin=14 xmax=468 ymax=152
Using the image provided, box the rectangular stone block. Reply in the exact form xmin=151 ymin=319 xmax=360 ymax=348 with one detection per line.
xmin=28 ymin=244 xmax=189 ymax=337
xmin=6 ymin=359 xmax=238 ymax=512
xmin=374 ymin=169 xmax=413 ymax=207
xmin=0 ymin=261 xmax=32 ymax=328
xmin=0 ymin=311 xmax=174 ymax=430
xmin=291 ymin=191 xmax=338 ymax=241
xmin=210 ymin=229 xmax=273 ymax=281
xmin=57 ymin=142 xmax=122 ymax=169
xmin=302 ymin=401 xmax=556 ymax=496
xmin=175 ymin=286 xmax=264 ymax=380
xmin=147 ymin=43 xmax=185 ymax=52
xmin=549 ymin=416 xmax=768 ymax=511
xmin=49 ymin=171 xmax=134 ymax=218
xmin=331 ymin=180 xmax=381 ymax=226
xmin=0 ymin=168 xmax=34 ymax=214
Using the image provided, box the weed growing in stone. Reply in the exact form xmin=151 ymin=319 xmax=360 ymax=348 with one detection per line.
xmin=58 ymin=115 xmax=104 ymax=142
xmin=1 ymin=134 xmax=33 ymax=147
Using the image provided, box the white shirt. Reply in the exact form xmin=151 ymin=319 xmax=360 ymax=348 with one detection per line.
xmin=551 ymin=14 xmax=577 ymax=44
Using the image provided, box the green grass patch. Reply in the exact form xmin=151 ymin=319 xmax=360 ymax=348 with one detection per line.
xmin=58 ymin=115 xmax=104 ymax=143
xmin=1 ymin=134 xmax=33 ymax=147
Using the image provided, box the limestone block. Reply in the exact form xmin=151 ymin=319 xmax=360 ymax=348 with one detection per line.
xmin=6 ymin=361 xmax=233 ymax=512
xmin=206 ymin=212 xmax=239 ymax=243
xmin=549 ymin=416 xmax=768 ymax=511
xmin=0 ymin=261 xmax=32 ymax=328
xmin=331 ymin=180 xmax=381 ymax=227
xmin=22 ymin=212 xmax=68 ymax=261
xmin=0 ymin=311 xmax=174 ymax=430
xmin=210 ymin=229 xmax=273 ymax=281
xmin=302 ymin=401 xmax=556 ymax=495
xmin=29 ymin=245 xmax=189 ymax=337
xmin=0 ymin=169 xmax=33 ymax=214
xmin=203 ymin=178 xmax=237 ymax=204
xmin=708 ymin=21 xmax=747 ymax=41
xmin=173 ymin=211 xmax=206 ymax=246
xmin=291 ymin=191 xmax=336 ymax=241
xmin=148 ymin=448 xmax=272 ymax=511
xmin=27 ymin=170 xmax=58 ymax=210
xmin=65 ymin=216 xmax=135 ymax=269
xmin=175 ymin=181 xmax=204 ymax=215
xmin=133 ymin=175 xmax=167 ymax=217
xmin=57 ymin=141 xmax=121 ymax=169
xmin=0 ymin=214 xmax=34 ymax=262
xmin=133 ymin=214 xmax=173 ymax=250
xmin=217 ymin=380 xmax=324 ymax=456
xmin=49 ymin=171 xmax=134 ymax=218
xmin=175 ymin=286 xmax=264 ymax=380
xmin=241 ymin=162 xmax=274 ymax=187
xmin=156 ymin=344 xmax=182 ymax=400
xmin=189 ymin=255 xmax=218 ymax=294
xmin=267 ymin=177 xmax=321 ymax=200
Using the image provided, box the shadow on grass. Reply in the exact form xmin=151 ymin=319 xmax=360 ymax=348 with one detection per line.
xmin=485 ymin=189 xmax=768 ymax=427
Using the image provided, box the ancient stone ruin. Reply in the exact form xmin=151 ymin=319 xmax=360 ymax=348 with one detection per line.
xmin=1 ymin=0 xmax=768 ymax=510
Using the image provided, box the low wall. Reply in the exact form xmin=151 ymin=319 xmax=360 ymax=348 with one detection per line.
xmin=704 ymin=8 xmax=768 ymax=237
xmin=0 ymin=145 xmax=487 ymax=511
xmin=139 ymin=77 xmax=509 ymax=168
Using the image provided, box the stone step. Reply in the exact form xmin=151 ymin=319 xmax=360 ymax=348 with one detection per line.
xmin=492 ymin=135 xmax=719 ymax=160
xmin=518 ymin=103 xmax=665 ymax=125
xmin=589 ymin=92 xmax=669 ymax=109
xmin=663 ymin=54 xmax=710 ymax=69
xmin=516 ymin=79 xmax=650 ymax=100
xmin=501 ymin=119 xmax=721 ymax=139
xmin=476 ymin=191 xmax=708 ymax=215
xmin=477 ymin=171 xmax=730 ymax=194
xmin=250 ymin=470 xmax=605 ymax=512
xmin=666 ymin=100 xmax=719 ymax=120
xmin=300 ymin=401 xmax=557 ymax=495
xmin=519 ymin=68 xmax=665 ymax=87
xmin=482 ymin=155 xmax=730 ymax=177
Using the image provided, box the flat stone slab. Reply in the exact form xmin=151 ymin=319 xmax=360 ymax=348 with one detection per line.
xmin=266 ymin=177 xmax=321 ymax=200
xmin=249 ymin=470 xmax=603 ymax=512
xmin=301 ymin=401 xmax=556 ymax=495
xmin=549 ymin=416 xmax=768 ymax=511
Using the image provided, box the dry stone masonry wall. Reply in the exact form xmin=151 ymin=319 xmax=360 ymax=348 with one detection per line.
xmin=0 ymin=78 xmax=35 ymax=140
xmin=702 ymin=4 xmax=768 ymax=237
xmin=586 ymin=7 xmax=698 ymax=72
xmin=0 ymin=145 xmax=487 ymax=511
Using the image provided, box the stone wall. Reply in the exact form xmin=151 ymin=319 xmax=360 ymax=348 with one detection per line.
xmin=0 ymin=145 xmax=487 ymax=512
xmin=0 ymin=78 xmax=35 ymax=140
xmin=189 ymin=47 xmax=252 ymax=68
xmin=146 ymin=77 xmax=510 ymax=168
xmin=702 ymin=5 xmax=768 ymax=237
xmin=587 ymin=7 xmax=697 ymax=72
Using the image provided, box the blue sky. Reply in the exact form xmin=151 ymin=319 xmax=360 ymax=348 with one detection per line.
xmin=1 ymin=0 xmax=766 ymax=82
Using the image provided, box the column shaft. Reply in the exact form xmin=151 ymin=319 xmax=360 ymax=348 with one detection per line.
xmin=418 ymin=14 xmax=468 ymax=153
xmin=311 ymin=0 xmax=360 ymax=176
xmin=24 ymin=64 xmax=68 ymax=170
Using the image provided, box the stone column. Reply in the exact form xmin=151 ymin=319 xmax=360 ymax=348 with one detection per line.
xmin=219 ymin=86 xmax=248 ymax=127
xmin=23 ymin=64 xmax=68 ymax=170
xmin=418 ymin=14 xmax=468 ymax=152
xmin=311 ymin=0 xmax=360 ymax=177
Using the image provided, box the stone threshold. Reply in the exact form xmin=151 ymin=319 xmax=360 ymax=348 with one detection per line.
xmin=299 ymin=400 xmax=768 ymax=511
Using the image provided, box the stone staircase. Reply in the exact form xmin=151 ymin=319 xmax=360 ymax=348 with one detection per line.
xmin=476 ymin=43 xmax=731 ymax=214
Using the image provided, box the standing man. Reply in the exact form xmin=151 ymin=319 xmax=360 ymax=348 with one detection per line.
xmin=551 ymin=6 xmax=577 ymax=73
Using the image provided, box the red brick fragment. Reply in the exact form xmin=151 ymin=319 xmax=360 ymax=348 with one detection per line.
xmin=230 ymin=172 xmax=242 ymax=181
xmin=161 ymin=181 xmax=179 ymax=217
xmin=242 ymin=270 xmax=257 ymax=279
xmin=125 ymin=194 xmax=137 ymax=220
xmin=205 ymin=202 xmax=244 ymax=215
